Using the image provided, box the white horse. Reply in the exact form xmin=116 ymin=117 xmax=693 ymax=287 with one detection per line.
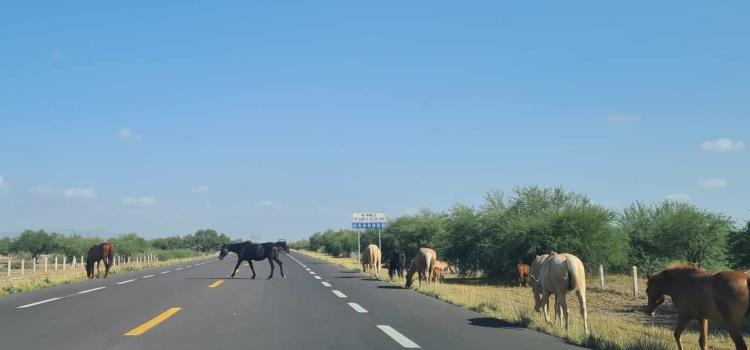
xmin=530 ymin=252 xmax=589 ymax=335
xmin=361 ymin=244 xmax=382 ymax=278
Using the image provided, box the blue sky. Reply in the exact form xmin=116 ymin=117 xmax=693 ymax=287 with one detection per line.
xmin=1 ymin=1 xmax=748 ymax=241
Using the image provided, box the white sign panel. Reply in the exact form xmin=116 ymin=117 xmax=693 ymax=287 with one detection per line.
xmin=352 ymin=212 xmax=386 ymax=229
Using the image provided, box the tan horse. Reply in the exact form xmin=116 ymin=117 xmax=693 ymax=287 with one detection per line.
xmin=433 ymin=260 xmax=449 ymax=284
xmin=406 ymin=248 xmax=436 ymax=288
xmin=516 ymin=263 xmax=530 ymax=287
xmin=361 ymin=244 xmax=382 ymax=278
xmin=530 ymin=252 xmax=589 ymax=335
xmin=646 ymin=265 xmax=750 ymax=350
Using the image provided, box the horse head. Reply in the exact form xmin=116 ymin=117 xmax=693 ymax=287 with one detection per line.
xmin=218 ymin=245 xmax=229 ymax=260
xmin=645 ymin=272 xmax=666 ymax=316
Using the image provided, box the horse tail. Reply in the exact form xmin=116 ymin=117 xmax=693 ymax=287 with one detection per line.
xmin=746 ymin=277 xmax=750 ymax=318
xmin=107 ymin=247 xmax=114 ymax=265
xmin=566 ymin=255 xmax=584 ymax=292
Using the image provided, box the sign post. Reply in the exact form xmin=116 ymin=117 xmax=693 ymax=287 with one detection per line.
xmin=352 ymin=212 xmax=387 ymax=259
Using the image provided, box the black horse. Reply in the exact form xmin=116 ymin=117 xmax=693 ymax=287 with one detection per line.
xmin=275 ymin=240 xmax=289 ymax=253
xmin=219 ymin=242 xmax=285 ymax=279
xmin=388 ymin=251 xmax=406 ymax=279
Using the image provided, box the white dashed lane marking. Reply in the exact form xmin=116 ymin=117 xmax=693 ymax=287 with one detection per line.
xmin=332 ymin=290 xmax=347 ymax=298
xmin=377 ymin=325 xmax=421 ymax=348
xmin=348 ymin=302 xmax=368 ymax=313
xmin=117 ymin=279 xmax=136 ymax=285
xmin=17 ymin=298 xmax=61 ymax=309
xmin=142 ymin=274 xmax=155 ymax=279
xmin=314 ymin=276 xmax=322 ymax=280
xmin=321 ymin=282 xmax=332 ymax=287
xmin=160 ymin=271 xmax=170 ymax=274
xmin=78 ymin=286 xmax=106 ymax=294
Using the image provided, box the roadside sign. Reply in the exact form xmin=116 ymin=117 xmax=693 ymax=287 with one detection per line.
xmin=352 ymin=212 xmax=386 ymax=229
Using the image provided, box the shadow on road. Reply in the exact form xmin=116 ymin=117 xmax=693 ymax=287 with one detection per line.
xmin=377 ymin=285 xmax=405 ymax=290
xmin=468 ymin=317 xmax=521 ymax=329
xmin=334 ymin=276 xmax=360 ymax=279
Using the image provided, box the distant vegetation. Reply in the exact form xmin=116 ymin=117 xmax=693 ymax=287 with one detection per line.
xmin=293 ymin=185 xmax=747 ymax=277
xmin=0 ymin=229 xmax=233 ymax=261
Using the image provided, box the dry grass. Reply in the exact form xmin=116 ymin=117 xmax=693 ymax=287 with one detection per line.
xmin=1 ymin=256 xmax=209 ymax=296
xmin=296 ymin=250 xmax=745 ymax=350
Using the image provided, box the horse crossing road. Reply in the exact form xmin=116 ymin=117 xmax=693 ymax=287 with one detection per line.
xmin=0 ymin=253 xmax=582 ymax=349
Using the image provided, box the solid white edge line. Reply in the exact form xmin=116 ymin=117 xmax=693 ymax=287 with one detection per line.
xmin=17 ymin=297 xmax=62 ymax=309
xmin=321 ymin=282 xmax=332 ymax=287
xmin=377 ymin=325 xmax=421 ymax=348
xmin=332 ymin=290 xmax=347 ymax=298
xmin=117 ymin=279 xmax=136 ymax=285
xmin=348 ymin=302 xmax=368 ymax=313
xmin=78 ymin=286 xmax=106 ymax=294
xmin=314 ymin=276 xmax=322 ymax=280
xmin=142 ymin=274 xmax=155 ymax=278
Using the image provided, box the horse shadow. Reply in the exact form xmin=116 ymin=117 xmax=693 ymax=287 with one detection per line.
xmin=468 ymin=317 xmax=524 ymax=329
xmin=334 ymin=276 xmax=360 ymax=279
xmin=377 ymin=285 xmax=405 ymax=290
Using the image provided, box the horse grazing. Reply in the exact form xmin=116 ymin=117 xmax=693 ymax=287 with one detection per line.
xmin=406 ymin=248 xmax=436 ymax=288
xmin=646 ymin=265 xmax=750 ymax=350
xmin=530 ymin=252 xmax=589 ymax=335
xmin=86 ymin=243 xmax=114 ymax=279
xmin=516 ymin=263 xmax=530 ymax=287
xmin=388 ymin=251 xmax=406 ymax=279
xmin=219 ymin=242 xmax=285 ymax=279
xmin=361 ymin=244 xmax=382 ymax=278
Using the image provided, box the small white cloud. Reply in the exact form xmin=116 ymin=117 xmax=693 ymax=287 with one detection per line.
xmin=699 ymin=178 xmax=727 ymax=189
xmin=117 ymin=128 xmax=134 ymax=140
xmin=123 ymin=196 xmax=157 ymax=208
xmin=192 ymin=185 xmax=209 ymax=193
xmin=253 ymin=200 xmax=282 ymax=209
xmin=700 ymin=138 xmax=744 ymax=153
xmin=666 ymin=193 xmax=690 ymax=202
xmin=605 ymin=114 xmax=640 ymax=124
xmin=63 ymin=187 xmax=97 ymax=199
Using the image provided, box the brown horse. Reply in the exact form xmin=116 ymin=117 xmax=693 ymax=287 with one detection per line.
xmin=86 ymin=243 xmax=114 ymax=278
xmin=516 ymin=263 xmax=530 ymax=287
xmin=646 ymin=265 xmax=750 ymax=350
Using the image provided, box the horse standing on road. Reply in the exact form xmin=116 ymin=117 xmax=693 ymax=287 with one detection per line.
xmin=219 ymin=242 xmax=285 ymax=279
xmin=388 ymin=251 xmax=406 ymax=279
xmin=361 ymin=244 xmax=382 ymax=278
xmin=530 ymin=252 xmax=589 ymax=335
xmin=646 ymin=265 xmax=750 ymax=350
xmin=86 ymin=243 xmax=114 ymax=279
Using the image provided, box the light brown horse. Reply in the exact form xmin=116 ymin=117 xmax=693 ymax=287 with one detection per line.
xmin=516 ymin=263 xmax=530 ymax=287
xmin=361 ymin=244 xmax=382 ymax=278
xmin=646 ymin=265 xmax=750 ymax=350
xmin=433 ymin=260 xmax=449 ymax=284
xmin=406 ymin=248 xmax=436 ymax=288
xmin=530 ymin=252 xmax=589 ymax=335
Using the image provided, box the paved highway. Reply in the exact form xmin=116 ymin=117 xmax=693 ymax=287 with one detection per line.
xmin=0 ymin=252 xmax=582 ymax=349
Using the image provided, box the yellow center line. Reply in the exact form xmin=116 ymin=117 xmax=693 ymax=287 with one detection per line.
xmin=124 ymin=307 xmax=182 ymax=336
xmin=208 ymin=280 xmax=224 ymax=288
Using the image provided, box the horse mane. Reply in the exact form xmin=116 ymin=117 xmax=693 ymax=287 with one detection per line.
xmin=664 ymin=263 xmax=699 ymax=272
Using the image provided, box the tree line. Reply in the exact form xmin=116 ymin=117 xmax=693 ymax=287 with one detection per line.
xmin=0 ymin=229 xmax=233 ymax=261
xmin=293 ymin=186 xmax=750 ymax=278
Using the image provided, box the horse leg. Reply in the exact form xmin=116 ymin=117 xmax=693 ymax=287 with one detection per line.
xmin=267 ymin=257 xmax=274 ymax=279
xmin=104 ymin=262 xmax=109 ymax=278
xmin=673 ymin=315 xmax=690 ymax=350
xmin=576 ymin=289 xmax=589 ymax=335
xmin=540 ymin=290 xmax=552 ymax=323
xmin=698 ymin=319 xmax=708 ymax=350
xmin=230 ymin=259 xmax=242 ymax=278
xmin=558 ymin=292 xmax=569 ymax=332
xmin=96 ymin=260 xmax=101 ymax=278
xmin=272 ymin=256 xmax=285 ymax=278
xmin=248 ymin=261 xmax=257 ymax=279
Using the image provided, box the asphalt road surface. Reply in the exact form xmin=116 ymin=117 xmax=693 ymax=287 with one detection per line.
xmin=0 ymin=252 xmax=583 ymax=349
